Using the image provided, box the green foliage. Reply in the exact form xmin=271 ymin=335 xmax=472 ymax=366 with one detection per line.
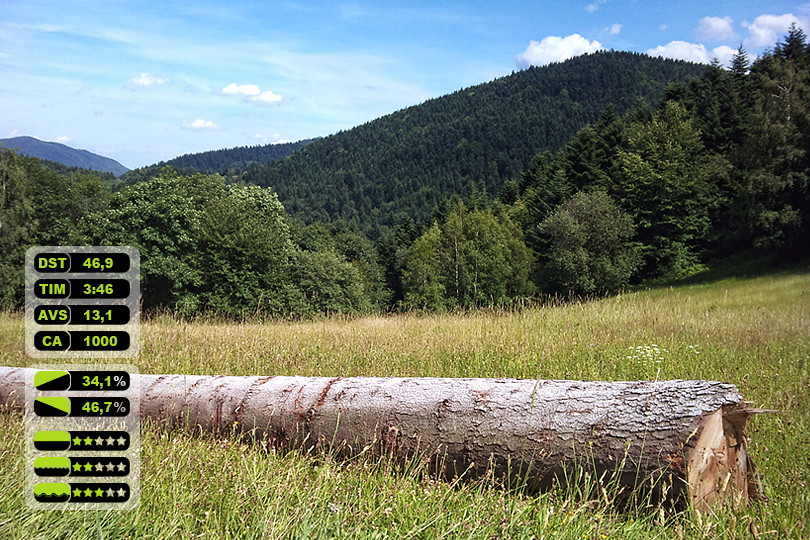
xmin=403 ymin=202 xmax=534 ymax=309
xmin=0 ymin=151 xmax=33 ymax=309
xmin=518 ymin=151 xmax=573 ymax=226
xmin=561 ymin=125 xmax=612 ymax=190
xmin=401 ymin=224 xmax=447 ymax=310
xmin=84 ymin=168 xmax=373 ymax=318
xmin=0 ymin=149 xmax=112 ymax=308
xmin=377 ymin=215 xmax=423 ymax=305
xmin=295 ymin=220 xmax=391 ymax=310
xmin=732 ymin=26 xmax=810 ymax=254
xmin=287 ymin=250 xmax=371 ymax=316
xmin=536 ymin=190 xmax=640 ymax=295
xmin=617 ymin=100 xmax=714 ymax=277
xmin=194 ymin=184 xmax=298 ymax=318
xmin=83 ymin=168 xmax=221 ymax=312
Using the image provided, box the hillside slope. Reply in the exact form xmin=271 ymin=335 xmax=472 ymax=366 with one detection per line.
xmin=0 ymin=136 xmax=129 ymax=177
xmin=244 ymin=51 xmax=707 ymax=235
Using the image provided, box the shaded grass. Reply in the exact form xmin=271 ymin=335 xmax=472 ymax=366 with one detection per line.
xmin=0 ymin=268 xmax=808 ymax=538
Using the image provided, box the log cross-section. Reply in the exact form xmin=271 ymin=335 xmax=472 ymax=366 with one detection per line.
xmin=0 ymin=366 xmax=758 ymax=511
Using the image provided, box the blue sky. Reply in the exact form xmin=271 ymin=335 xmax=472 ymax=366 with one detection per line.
xmin=1 ymin=1 xmax=808 ymax=168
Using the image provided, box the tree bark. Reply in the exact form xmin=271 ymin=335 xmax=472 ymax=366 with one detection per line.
xmin=0 ymin=366 xmax=759 ymax=512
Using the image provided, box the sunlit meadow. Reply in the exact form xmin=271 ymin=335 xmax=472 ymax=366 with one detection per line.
xmin=1 ymin=267 xmax=808 ymax=538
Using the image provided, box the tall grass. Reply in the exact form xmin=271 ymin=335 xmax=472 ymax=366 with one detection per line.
xmin=1 ymin=267 xmax=808 ymax=538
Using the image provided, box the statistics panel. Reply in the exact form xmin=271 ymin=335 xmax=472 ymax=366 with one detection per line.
xmin=25 ymin=246 xmax=140 ymax=358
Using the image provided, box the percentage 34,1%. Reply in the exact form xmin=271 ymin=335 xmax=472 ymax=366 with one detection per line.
xmin=83 ymin=375 xmax=128 ymax=390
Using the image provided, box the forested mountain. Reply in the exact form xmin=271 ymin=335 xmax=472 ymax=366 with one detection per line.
xmin=244 ymin=51 xmax=707 ymax=236
xmin=122 ymin=139 xmax=315 ymax=185
xmin=0 ymin=136 xmax=129 ymax=176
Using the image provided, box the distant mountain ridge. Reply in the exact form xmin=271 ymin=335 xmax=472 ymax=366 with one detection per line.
xmin=122 ymin=139 xmax=316 ymax=184
xmin=0 ymin=136 xmax=129 ymax=177
xmin=242 ymin=51 xmax=708 ymax=236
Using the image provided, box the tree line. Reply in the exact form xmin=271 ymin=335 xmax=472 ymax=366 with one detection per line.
xmin=120 ymin=139 xmax=314 ymax=187
xmin=1 ymin=28 xmax=807 ymax=317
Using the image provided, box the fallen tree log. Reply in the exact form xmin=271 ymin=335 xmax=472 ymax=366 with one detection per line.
xmin=0 ymin=366 xmax=759 ymax=512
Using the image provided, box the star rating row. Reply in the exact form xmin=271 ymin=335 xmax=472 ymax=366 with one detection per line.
xmin=72 ymin=435 xmax=128 ymax=447
xmin=57 ymin=457 xmax=131 ymax=477
xmin=71 ymin=458 xmax=127 ymax=472
xmin=71 ymin=487 xmax=128 ymax=498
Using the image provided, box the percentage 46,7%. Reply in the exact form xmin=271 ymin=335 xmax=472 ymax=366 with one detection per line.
xmin=81 ymin=401 xmax=127 ymax=415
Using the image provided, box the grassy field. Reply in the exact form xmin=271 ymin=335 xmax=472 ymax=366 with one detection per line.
xmin=1 ymin=267 xmax=808 ymax=538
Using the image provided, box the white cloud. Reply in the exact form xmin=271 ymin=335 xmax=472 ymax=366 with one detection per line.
xmin=222 ymin=83 xmax=283 ymax=104
xmin=742 ymin=13 xmax=805 ymax=48
xmin=607 ymin=23 xmax=622 ymax=35
xmin=711 ymin=45 xmax=738 ymax=66
xmin=516 ymin=34 xmax=603 ymax=68
xmin=183 ymin=118 xmax=218 ymax=130
xmin=659 ymin=24 xmax=669 ymax=31
xmin=55 ymin=136 xmax=71 ymax=144
xmin=648 ymin=41 xmax=709 ymax=63
xmin=254 ymin=133 xmax=293 ymax=144
xmin=697 ymin=16 xmax=735 ymax=41
xmin=222 ymin=83 xmax=261 ymax=96
xmin=253 ymin=90 xmax=284 ymax=103
xmin=585 ymin=0 xmax=606 ymax=13
xmin=127 ymin=73 xmax=168 ymax=88
xmin=646 ymin=41 xmax=737 ymax=67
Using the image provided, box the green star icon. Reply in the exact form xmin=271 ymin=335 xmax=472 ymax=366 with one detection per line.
xmin=94 ymin=488 xmax=104 ymax=497
xmin=72 ymin=488 xmax=82 ymax=497
xmin=83 ymin=436 xmax=92 ymax=446
xmin=83 ymin=488 xmax=92 ymax=497
xmin=72 ymin=436 xmax=82 ymax=446
xmin=83 ymin=462 xmax=93 ymax=472
xmin=73 ymin=462 xmax=82 ymax=472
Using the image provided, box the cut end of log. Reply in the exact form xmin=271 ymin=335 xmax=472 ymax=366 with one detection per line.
xmin=685 ymin=405 xmax=761 ymax=513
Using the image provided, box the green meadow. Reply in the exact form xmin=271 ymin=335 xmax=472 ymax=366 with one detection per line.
xmin=1 ymin=267 xmax=808 ymax=538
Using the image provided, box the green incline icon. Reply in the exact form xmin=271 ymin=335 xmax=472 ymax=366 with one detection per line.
xmin=34 ymin=482 xmax=70 ymax=503
xmin=34 ymin=430 xmax=71 ymax=451
xmin=34 ymin=397 xmax=71 ymax=416
xmin=34 ymin=457 xmax=71 ymax=477
xmin=34 ymin=371 xmax=70 ymax=391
